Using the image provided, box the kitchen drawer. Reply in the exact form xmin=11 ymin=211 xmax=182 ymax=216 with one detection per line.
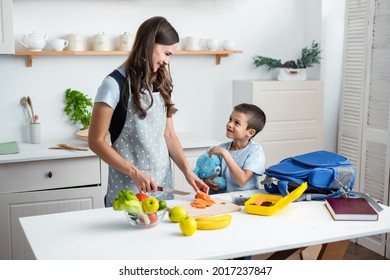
xmin=0 ymin=156 xmax=101 ymax=194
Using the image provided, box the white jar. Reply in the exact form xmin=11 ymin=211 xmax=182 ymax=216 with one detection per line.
xmin=223 ymin=40 xmax=234 ymax=50
xmin=66 ymin=32 xmax=83 ymax=51
xmin=119 ymin=32 xmax=134 ymax=51
xmin=93 ymin=32 xmax=109 ymax=51
xmin=206 ymin=38 xmax=219 ymax=50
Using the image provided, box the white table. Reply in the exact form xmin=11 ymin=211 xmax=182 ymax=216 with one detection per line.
xmin=19 ymin=191 xmax=390 ymax=260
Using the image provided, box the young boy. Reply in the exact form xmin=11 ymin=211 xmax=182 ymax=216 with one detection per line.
xmin=204 ymin=103 xmax=266 ymax=193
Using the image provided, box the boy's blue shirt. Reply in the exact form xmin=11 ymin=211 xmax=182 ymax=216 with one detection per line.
xmin=218 ymin=139 xmax=265 ymax=192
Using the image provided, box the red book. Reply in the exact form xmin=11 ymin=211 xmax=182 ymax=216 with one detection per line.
xmin=325 ymin=197 xmax=378 ymax=221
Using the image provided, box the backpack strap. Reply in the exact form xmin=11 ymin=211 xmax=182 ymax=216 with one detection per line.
xmin=348 ymin=191 xmax=383 ymax=212
xmin=277 ymin=180 xmax=290 ymax=196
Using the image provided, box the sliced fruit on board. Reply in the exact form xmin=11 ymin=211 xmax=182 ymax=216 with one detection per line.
xmin=170 ymin=198 xmax=241 ymax=218
xmin=191 ymin=191 xmax=216 ymax=208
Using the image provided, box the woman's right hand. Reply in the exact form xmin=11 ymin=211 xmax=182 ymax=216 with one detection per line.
xmin=131 ymin=169 xmax=158 ymax=193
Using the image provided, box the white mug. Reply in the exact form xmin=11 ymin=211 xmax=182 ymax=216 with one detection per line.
xmin=49 ymin=39 xmax=69 ymax=51
xmin=184 ymin=36 xmax=201 ymax=51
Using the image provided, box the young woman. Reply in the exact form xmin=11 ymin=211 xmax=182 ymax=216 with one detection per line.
xmin=89 ymin=16 xmax=208 ymax=206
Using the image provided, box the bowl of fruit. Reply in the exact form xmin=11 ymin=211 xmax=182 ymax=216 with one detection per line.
xmin=112 ymin=190 xmax=168 ymax=228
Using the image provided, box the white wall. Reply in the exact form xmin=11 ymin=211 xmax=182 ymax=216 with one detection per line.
xmin=0 ymin=0 xmax=344 ymax=153
xmin=321 ymin=0 xmax=346 ymax=152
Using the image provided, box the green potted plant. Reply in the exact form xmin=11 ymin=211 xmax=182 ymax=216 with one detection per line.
xmin=253 ymin=41 xmax=322 ymax=80
xmin=64 ymin=88 xmax=93 ymax=140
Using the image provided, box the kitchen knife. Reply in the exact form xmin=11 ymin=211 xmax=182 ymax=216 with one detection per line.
xmin=157 ymin=186 xmax=191 ymax=195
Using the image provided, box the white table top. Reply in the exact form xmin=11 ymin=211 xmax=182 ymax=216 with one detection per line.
xmin=19 ymin=190 xmax=390 ymax=260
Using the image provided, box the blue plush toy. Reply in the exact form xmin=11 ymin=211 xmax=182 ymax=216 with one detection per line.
xmin=193 ymin=151 xmax=227 ymax=193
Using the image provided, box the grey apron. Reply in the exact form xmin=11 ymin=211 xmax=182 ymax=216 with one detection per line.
xmin=105 ymin=90 xmax=173 ymax=207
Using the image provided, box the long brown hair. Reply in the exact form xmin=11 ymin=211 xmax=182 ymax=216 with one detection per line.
xmin=123 ymin=16 xmax=179 ymax=118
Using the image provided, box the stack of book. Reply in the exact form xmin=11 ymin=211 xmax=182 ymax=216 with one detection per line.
xmin=325 ymin=197 xmax=379 ymax=221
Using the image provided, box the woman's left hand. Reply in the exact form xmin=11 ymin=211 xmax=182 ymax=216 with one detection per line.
xmin=185 ymin=171 xmax=209 ymax=194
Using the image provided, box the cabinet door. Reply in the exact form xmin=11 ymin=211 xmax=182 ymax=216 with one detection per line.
xmin=0 ymin=0 xmax=14 ymax=54
xmin=233 ymin=80 xmax=324 ymax=167
xmin=0 ymin=186 xmax=103 ymax=260
xmin=257 ymin=129 xmax=323 ymax=167
xmin=172 ymin=148 xmax=208 ymax=194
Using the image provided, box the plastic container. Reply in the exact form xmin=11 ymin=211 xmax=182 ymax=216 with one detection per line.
xmin=245 ymin=182 xmax=307 ymax=216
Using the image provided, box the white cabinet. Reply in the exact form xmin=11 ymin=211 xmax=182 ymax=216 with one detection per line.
xmin=0 ymin=156 xmax=105 ymax=260
xmin=233 ymin=80 xmax=324 ymax=167
xmin=0 ymin=0 xmax=14 ymax=54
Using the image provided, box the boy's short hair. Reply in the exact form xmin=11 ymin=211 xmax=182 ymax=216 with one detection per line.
xmin=234 ymin=103 xmax=266 ymax=137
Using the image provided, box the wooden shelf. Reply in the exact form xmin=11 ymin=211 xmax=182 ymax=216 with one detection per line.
xmin=14 ymin=50 xmax=243 ymax=67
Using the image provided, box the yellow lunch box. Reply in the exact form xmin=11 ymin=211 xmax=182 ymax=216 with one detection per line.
xmin=245 ymin=182 xmax=308 ymax=216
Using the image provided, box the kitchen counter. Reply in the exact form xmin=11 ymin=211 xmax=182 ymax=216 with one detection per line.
xmin=0 ymin=132 xmax=220 ymax=164
xmin=19 ymin=190 xmax=390 ymax=260
xmin=0 ymin=139 xmax=94 ymax=164
xmin=176 ymin=131 xmax=220 ymax=149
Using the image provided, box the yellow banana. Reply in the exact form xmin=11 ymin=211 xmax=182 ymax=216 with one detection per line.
xmin=195 ymin=214 xmax=232 ymax=230
xmin=195 ymin=214 xmax=232 ymax=222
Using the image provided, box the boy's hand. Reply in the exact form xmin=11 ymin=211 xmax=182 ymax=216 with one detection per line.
xmin=203 ymin=175 xmax=220 ymax=193
xmin=208 ymin=146 xmax=226 ymax=157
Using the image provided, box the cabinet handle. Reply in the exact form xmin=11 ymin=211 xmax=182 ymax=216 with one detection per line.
xmin=47 ymin=171 xmax=53 ymax=178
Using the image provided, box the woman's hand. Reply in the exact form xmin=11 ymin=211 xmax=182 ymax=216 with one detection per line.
xmin=196 ymin=179 xmax=210 ymax=194
xmin=184 ymin=171 xmax=210 ymax=194
xmin=131 ymin=169 xmax=158 ymax=193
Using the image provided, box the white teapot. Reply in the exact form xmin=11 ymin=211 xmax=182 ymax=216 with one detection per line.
xmin=19 ymin=31 xmax=48 ymax=51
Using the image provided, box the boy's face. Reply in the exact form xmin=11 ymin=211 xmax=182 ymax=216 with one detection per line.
xmin=225 ymin=110 xmax=255 ymax=140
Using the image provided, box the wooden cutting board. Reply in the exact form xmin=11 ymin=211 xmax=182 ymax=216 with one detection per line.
xmin=171 ymin=198 xmax=241 ymax=218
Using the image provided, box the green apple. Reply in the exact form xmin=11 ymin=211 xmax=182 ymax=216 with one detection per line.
xmin=168 ymin=206 xmax=187 ymax=223
xmin=179 ymin=216 xmax=197 ymax=236
xmin=142 ymin=197 xmax=159 ymax=214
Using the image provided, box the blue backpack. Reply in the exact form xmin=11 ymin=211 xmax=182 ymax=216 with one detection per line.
xmin=261 ymin=150 xmax=356 ymax=200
